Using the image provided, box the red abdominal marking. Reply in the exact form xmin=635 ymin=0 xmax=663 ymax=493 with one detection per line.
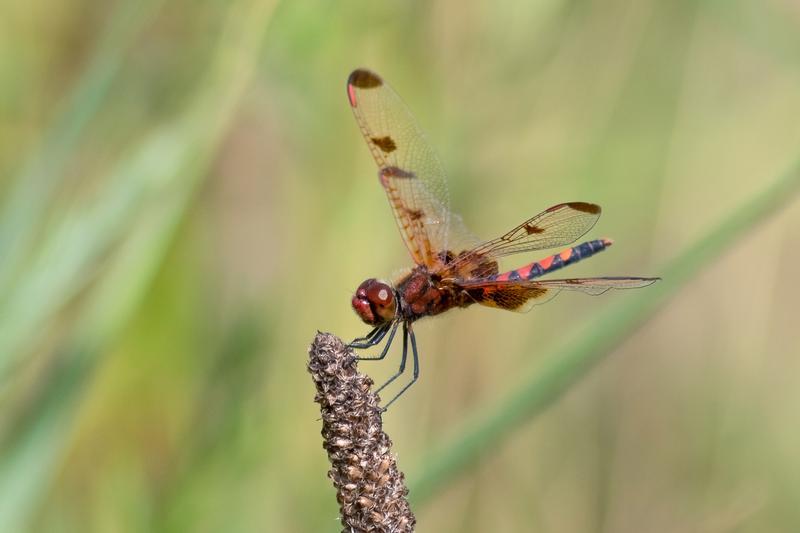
xmin=516 ymin=263 xmax=534 ymax=278
xmin=493 ymin=239 xmax=613 ymax=282
xmin=538 ymin=255 xmax=554 ymax=270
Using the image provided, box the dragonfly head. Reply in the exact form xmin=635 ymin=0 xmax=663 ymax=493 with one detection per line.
xmin=352 ymin=278 xmax=397 ymax=325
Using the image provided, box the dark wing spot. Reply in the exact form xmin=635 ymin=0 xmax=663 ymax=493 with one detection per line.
xmin=381 ymin=166 xmax=415 ymax=179
xmin=371 ymin=136 xmax=397 ymax=153
xmin=568 ymin=202 xmax=601 ymax=214
xmin=524 ymin=223 xmax=545 ymax=235
xmin=348 ymin=69 xmax=383 ymax=88
xmin=406 ymin=208 xmax=424 ymax=221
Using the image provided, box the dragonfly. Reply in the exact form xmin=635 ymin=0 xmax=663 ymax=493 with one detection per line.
xmin=346 ymin=68 xmax=659 ymax=409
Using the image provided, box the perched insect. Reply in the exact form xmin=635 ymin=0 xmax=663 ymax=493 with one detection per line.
xmin=346 ymin=68 xmax=659 ymax=409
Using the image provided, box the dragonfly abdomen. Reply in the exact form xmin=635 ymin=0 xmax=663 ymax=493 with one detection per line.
xmin=494 ymin=238 xmax=613 ymax=281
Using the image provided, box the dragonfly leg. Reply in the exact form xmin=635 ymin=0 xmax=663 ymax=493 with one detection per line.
xmin=353 ymin=320 xmax=399 ymax=360
xmin=380 ymin=323 xmax=419 ymax=411
xmin=348 ymin=322 xmax=391 ymax=349
xmin=349 ymin=325 xmax=381 ymax=345
xmin=374 ymin=322 xmax=409 ymax=395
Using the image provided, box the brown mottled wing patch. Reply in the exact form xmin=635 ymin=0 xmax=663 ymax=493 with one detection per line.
xmin=347 ymin=69 xmax=477 ymax=268
xmin=441 ymin=202 xmax=602 ymax=278
xmin=460 ymin=276 xmax=659 ymax=313
xmin=463 ymin=282 xmax=555 ymax=313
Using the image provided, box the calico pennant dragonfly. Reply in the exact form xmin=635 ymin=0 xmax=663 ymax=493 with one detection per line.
xmin=346 ymin=68 xmax=659 ymax=409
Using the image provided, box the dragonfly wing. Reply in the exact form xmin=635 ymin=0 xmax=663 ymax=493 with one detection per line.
xmin=460 ymin=276 xmax=659 ymax=313
xmin=440 ymin=202 xmax=601 ymax=278
xmin=347 ymin=69 xmax=477 ymax=268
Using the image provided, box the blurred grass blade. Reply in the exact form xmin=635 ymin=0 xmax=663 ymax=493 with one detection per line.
xmin=0 ymin=0 xmax=276 ymax=379
xmin=0 ymin=0 xmax=164 ymax=293
xmin=0 ymin=129 xmax=186 ymax=377
xmin=410 ymin=159 xmax=800 ymax=505
xmin=0 ymin=0 xmax=278 ymax=529
xmin=155 ymin=312 xmax=270 ymax=530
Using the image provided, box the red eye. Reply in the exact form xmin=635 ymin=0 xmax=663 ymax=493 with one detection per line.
xmin=367 ymin=282 xmax=394 ymax=307
xmin=353 ymin=279 xmax=397 ymax=325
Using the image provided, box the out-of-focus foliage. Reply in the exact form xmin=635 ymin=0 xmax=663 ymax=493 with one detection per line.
xmin=1 ymin=0 xmax=799 ymax=531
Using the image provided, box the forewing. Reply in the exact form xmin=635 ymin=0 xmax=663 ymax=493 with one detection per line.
xmin=461 ymin=276 xmax=659 ymax=313
xmin=440 ymin=202 xmax=601 ymax=278
xmin=347 ymin=69 xmax=467 ymax=268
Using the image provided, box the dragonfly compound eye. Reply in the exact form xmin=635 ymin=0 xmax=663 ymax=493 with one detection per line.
xmin=352 ymin=279 xmax=396 ymax=325
xmin=367 ymin=281 xmax=394 ymax=306
xmin=365 ymin=280 xmax=397 ymax=322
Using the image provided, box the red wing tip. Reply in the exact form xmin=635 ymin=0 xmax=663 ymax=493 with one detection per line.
xmin=348 ymin=69 xmax=383 ymax=89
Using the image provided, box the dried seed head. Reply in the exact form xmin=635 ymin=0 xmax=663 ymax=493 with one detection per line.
xmin=308 ymin=332 xmax=416 ymax=532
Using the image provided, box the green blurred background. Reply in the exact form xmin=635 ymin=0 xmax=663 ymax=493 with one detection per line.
xmin=2 ymin=0 xmax=800 ymax=531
